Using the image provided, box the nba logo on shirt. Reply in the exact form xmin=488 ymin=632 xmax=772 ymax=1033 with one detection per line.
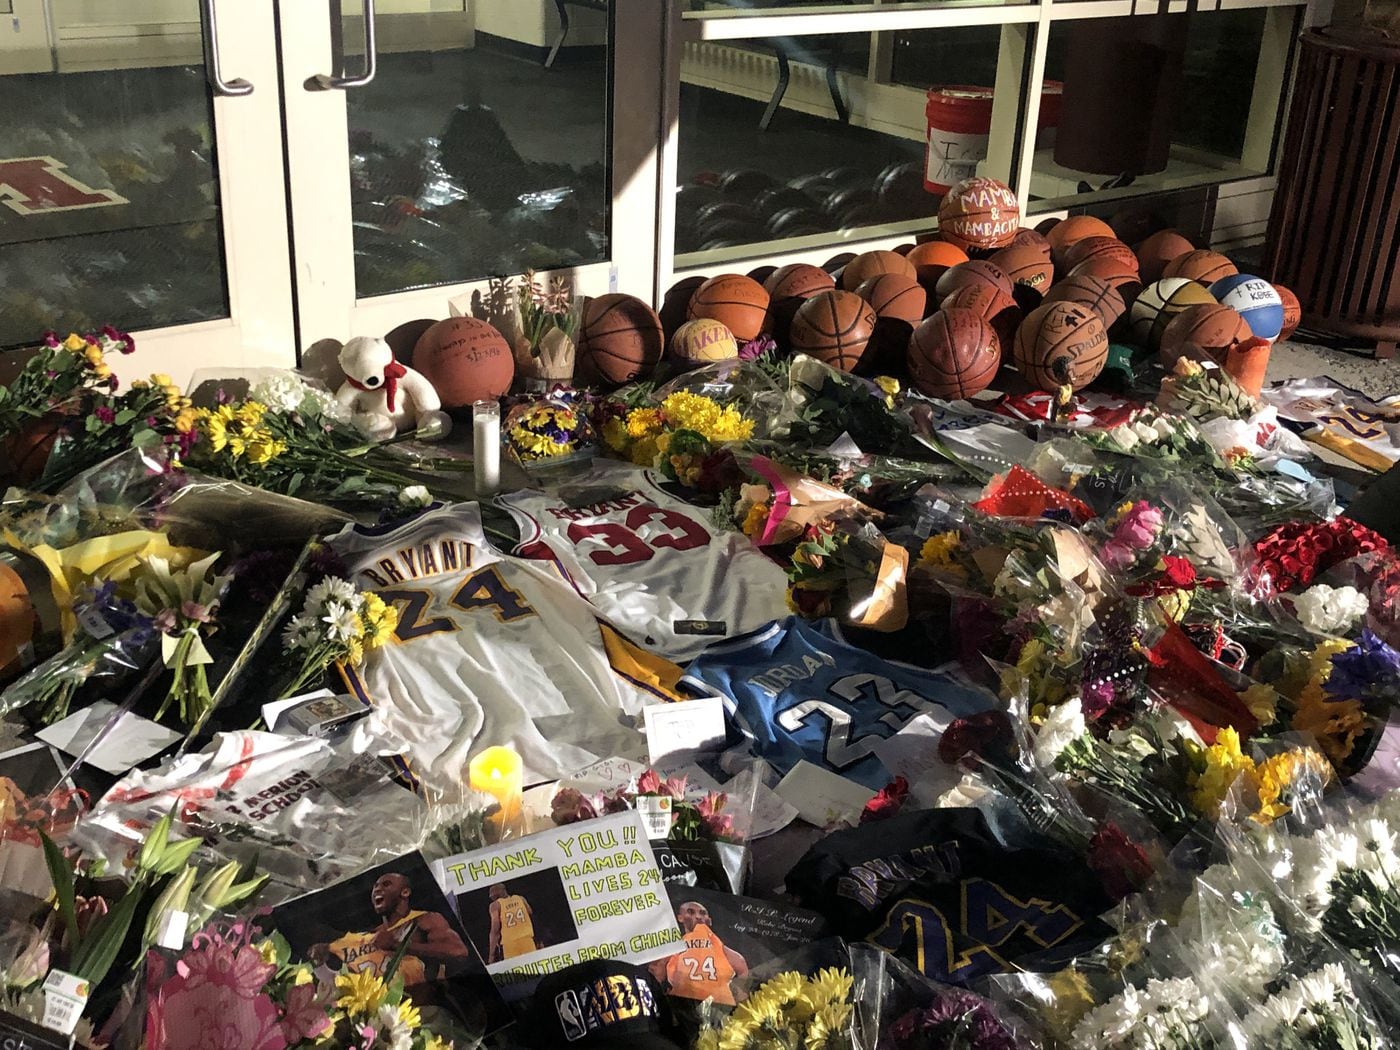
xmin=556 ymin=989 xmax=588 ymax=1041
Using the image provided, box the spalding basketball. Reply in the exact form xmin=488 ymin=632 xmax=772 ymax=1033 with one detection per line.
xmin=1135 ymin=230 xmax=1195 ymax=284
xmin=935 ymin=260 xmax=1013 ymax=303
xmin=840 ymin=249 xmax=917 ymax=291
xmin=1209 ymin=275 xmax=1285 ymax=341
xmin=856 ymin=273 xmax=926 ymax=325
xmin=1158 ymin=302 xmax=1251 ymax=367
xmin=765 ymin=263 xmax=835 ymax=301
xmin=1129 ymin=278 xmax=1214 ymax=350
xmin=1013 ymin=302 xmax=1109 ymax=391
xmin=671 ymin=318 xmax=739 ymax=367
xmin=990 ymin=244 xmax=1055 ymax=300
xmin=1046 ymin=215 xmax=1116 ymax=272
xmin=576 ymin=294 xmax=664 ymax=385
xmin=1042 ymin=274 xmax=1128 ymax=329
xmin=790 ymin=290 xmax=877 ymax=372
xmin=1067 ymin=256 xmax=1143 ymax=306
xmin=688 ymin=273 xmax=770 ymax=342
xmin=660 ymin=275 xmax=708 ymax=344
xmin=909 ymin=308 xmax=1001 ymax=400
xmin=906 ymin=241 xmax=970 ymax=295
xmin=938 ymin=177 xmax=1020 ymax=252
xmin=1064 ymin=236 xmax=1138 ymax=276
xmin=943 ymin=282 xmax=1021 ymax=355
xmin=1163 ymin=249 xmax=1238 ymax=285
xmin=1275 ymin=284 xmax=1302 ymax=340
xmin=414 ymin=317 xmax=514 ymax=408
xmin=1011 ymin=227 xmax=1053 ymax=258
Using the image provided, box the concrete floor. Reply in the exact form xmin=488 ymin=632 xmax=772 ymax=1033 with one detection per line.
xmin=1267 ymin=338 xmax=1399 ymax=399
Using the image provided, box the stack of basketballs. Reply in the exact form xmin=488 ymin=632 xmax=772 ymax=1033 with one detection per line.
xmin=563 ymin=176 xmax=1303 ymax=403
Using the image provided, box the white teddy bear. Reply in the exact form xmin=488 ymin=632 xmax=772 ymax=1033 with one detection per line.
xmin=335 ymin=336 xmax=451 ymax=442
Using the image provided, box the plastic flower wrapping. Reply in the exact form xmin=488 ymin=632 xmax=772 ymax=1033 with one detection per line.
xmin=503 ymin=389 xmax=594 ymax=465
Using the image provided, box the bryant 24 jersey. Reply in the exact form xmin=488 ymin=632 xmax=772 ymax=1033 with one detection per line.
xmin=497 ymin=463 xmax=788 ymax=662
xmin=331 ymin=503 xmax=677 ymax=792
xmin=681 ymin=618 xmax=997 ymax=789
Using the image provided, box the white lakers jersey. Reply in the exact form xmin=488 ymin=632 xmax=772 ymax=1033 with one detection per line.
xmin=498 ymin=463 xmax=789 ymax=661
xmin=331 ymin=503 xmax=678 ymax=793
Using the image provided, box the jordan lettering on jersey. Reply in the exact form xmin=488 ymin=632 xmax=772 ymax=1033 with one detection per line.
xmin=499 ymin=463 xmax=788 ymax=661
xmin=682 ymin=618 xmax=997 ymax=789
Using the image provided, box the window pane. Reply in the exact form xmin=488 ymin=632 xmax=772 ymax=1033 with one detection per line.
xmin=0 ymin=0 xmax=228 ymax=349
xmin=1028 ymin=9 xmax=1289 ymax=213
xmin=676 ymin=24 xmax=1018 ymax=265
xmin=343 ymin=0 xmax=611 ymax=299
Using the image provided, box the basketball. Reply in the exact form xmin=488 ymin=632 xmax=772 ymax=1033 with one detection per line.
xmin=660 ymin=275 xmax=709 ymax=344
xmin=856 ymin=273 xmax=927 ymax=325
xmin=1163 ymin=249 xmax=1238 ymax=284
xmin=823 ymin=252 xmax=857 ymax=274
xmin=1011 ymin=227 xmax=1053 ymax=258
xmin=840 ymin=249 xmax=917 ymax=291
xmin=765 ymin=263 xmax=836 ymax=301
xmin=790 ymin=290 xmax=878 ymax=372
xmin=413 ymin=317 xmax=515 ymax=408
xmin=906 ymin=241 xmax=970 ymax=295
xmin=1042 ymin=274 xmax=1128 ymax=329
xmin=1129 ymin=278 xmax=1214 ymax=349
xmin=943 ymin=282 xmax=1021 ymax=355
xmin=688 ymin=273 xmax=770 ymax=342
xmin=576 ymin=294 xmax=665 ymax=385
xmin=1158 ymin=302 xmax=1251 ymax=367
xmin=3 ymin=415 xmax=67 ymax=485
xmin=1135 ymin=229 xmax=1195 ymax=284
xmin=671 ymin=318 xmax=739 ymax=366
xmin=990 ymin=244 xmax=1055 ymax=299
xmin=1013 ymin=302 xmax=1110 ymax=391
xmin=1275 ymin=284 xmax=1302 ymax=340
xmin=1067 ymin=256 xmax=1143 ymax=305
xmin=937 ymin=177 xmax=1020 ymax=252
xmin=747 ymin=264 xmax=778 ymax=287
xmin=1210 ymin=275 xmax=1285 ymax=341
xmin=1064 ymin=236 xmax=1139 ymax=276
xmin=1046 ymin=215 xmax=1116 ymax=272
xmin=908 ymin=308 xmax=1001 ymax=399
xmin=935 ymin=260 xmax=1014 ymax=303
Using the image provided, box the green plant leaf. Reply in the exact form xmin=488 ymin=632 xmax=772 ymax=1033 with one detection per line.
xmin=149 ymin=835 xmax=201 ymax=876
xmin=40 ymin=831 xmax=79 ymax=947
xmin=71 ymin=879 xmax=144 ymax=984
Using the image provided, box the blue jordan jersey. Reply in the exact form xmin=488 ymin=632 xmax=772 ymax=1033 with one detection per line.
xmin=680 ymin=618 xmax=998 ymax=789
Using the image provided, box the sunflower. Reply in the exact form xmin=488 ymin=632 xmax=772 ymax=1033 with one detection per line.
xmin=335 ymin=970 xmax=387 ymax=1017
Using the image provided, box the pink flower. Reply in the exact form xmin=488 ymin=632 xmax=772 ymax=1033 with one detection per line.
xmin=146 ymin=941 xmax=284 ymax=1050
xmin=696 ymin=792 xmax=734 ymax=839
xmin=278 ymin=982 xmax=332 ymax=1043
xmin=636 ymin=769 xmax=663 ymax=795
xmin=1112 ymin=501 xmax=1163 ymax=551
xmin=660 ymin=775 xmax=688 ymax=800
xmin=94 ymin=406 xmax=117 ymax=425
xmin=42 ymin=331 xmax=60 ymax=348
xmin=74 ymin=895 xmax=109 ymax=938
xmin=550 ymin=787 xmax=596 ymax=825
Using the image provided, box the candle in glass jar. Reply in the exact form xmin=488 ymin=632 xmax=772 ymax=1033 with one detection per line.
xmin=467 ymin=745 xmax=522 ymax=837
xmin=473 ymin=399 xmax=500 ymax=497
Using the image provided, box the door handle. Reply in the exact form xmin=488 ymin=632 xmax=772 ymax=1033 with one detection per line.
xmin=199 ymin=0 xmax=253 ymax=96
xmin=313 ymin=0 xmax=378 ymax=90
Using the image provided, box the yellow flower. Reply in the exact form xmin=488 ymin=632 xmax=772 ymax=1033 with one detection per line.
xmin=919 ymin=531 xmax=962 ymax=569
xmin=237 ymin=400 xmax=268 ymax=427
xmin=421 ymin=1037 xmax=449 ymax=1050
xmin=92 ymin=362 xmax=113 ymax=380
xmin=733 ymin=990 xmax=783 ymax=1029
xmin=760 ymin=971 xmax=807 ymax=1005
xmin=695 ymin=1031 xmax=721 ymax=1050
xmin=1190 ymin=727 xmax=1257 ymax=819
xmin=255 ymin=940 xmax=278 ymax=966
xmin=173 ymin=409 xmax=198 ymax=434
xmin=718 ymin=1016 xmax=756 ymax=1050
xmin=602 ymin=418 xmax=628 ymax=451
xmin=204 ymin=416 xmax=228 ymax=453
xmin=625 ymin=407 xmax=665 ymax=439
xmin=1293 ymin=679 xmax=1368 ymax=766
xmin=82 ymin=343 xmax=104 ymax=367
xmin=803 ymin=968 xmax=852 ymax=1009
xmin=656 ymin=431 xmax=673 ymax=455
xmin=151 ymin=373 xmax=174 ymax=389
xmin=213 ymin=403 xmax=238 ymax=426
xmin=335 ymin=970 xmax=387 ymax=1017
xmin=1239 ymin=683 xmax=1279 ymax=725
xmin=742 ymin=501 xmax=769 ymax=538
xmin=1251 ymin=748 xmax=1334 ymax=824
xmin=291 ymin=966 xmax=313 ymax=987
xmin=227 ymin=434 xmax=247 ymax=458
xmin=396 ymin=998 xmax=422 ymax=1030
xmin=245 ymin=435 xmax=286 ymax=466
xmin=62 ymin=333 xmax=86 ymax=352
xmin=345 ymin=636 xmax=364 ymax=666
xmin=874 ymin=375 xmax=900 ymax=398
xmin=629 ymin=435 xmax=660 ymax=468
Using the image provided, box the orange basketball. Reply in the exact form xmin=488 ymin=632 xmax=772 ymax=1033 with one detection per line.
xmin=765 ymin=263 xmax=836 ymax=301
xmin=688 ymin=273 xmax=770 ymax=342
xmin=840 ymin=249 xmax=917 ymax=291
xmin=1158 ymin=302 xmax=1251 ymax=367
xmin=1047 ymin=215 xmax=1116 ymax=272
xmin=1162 ymin=250 xmax=1238 ymax=284
xmin=935 ymin=260 xmax=1013 ymax=303
xmin=1275 ymin=284 xmax=1302 ymax=340
xmin=906 ymin=241 xmax=970 ymax=295
xmin=938 ymin=177 xmax=1020 ymax=252
xmin=1135 ymin=229 xmax=1195 ymax=284
xmin=1013 ymin=301 xmax=1109 ymax=391
xmin=856 ymin=273 xmax=926 ymax=325
xmin=909 ymin=308 xmax=1001 ymax=400
xmin=943 ymin=282 xmax=1021 ymax=354
xmin=577 ymin=294 xmax=664 ymax=386
xmin=1042 ymin=274 xmax=1128 ymax=328
xmin=660 ymin=275 xmax=709 ymax=344
xmin=1011 ymin=227 xmax=1053 ymax=258
xmin=1067 ymin=256 xmax=1143 ymax=305
xmin=990 ymin=244 xmax=1055 ymax=299
xmin=1064 ymin=236 xmax=1139 ymax=277
xmin=2 ymin=415 xmax=67 ymax=485
xmin=790 ymin=290 xmax=877 ymax=372
xmin=413 ymin=317 xmax=515 ymax=408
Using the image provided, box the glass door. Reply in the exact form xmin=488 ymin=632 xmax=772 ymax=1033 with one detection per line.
xmin=0 ymin=0 xmax=294 ymax=385
xmin=282 ymin=0 xmax=662 ymax=346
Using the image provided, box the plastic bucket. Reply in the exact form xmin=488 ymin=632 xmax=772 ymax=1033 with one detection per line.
xmin=924 ymin=86 xmax=994 ymax=195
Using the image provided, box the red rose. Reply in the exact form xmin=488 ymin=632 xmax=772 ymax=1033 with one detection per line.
xmin=860 ymin=776 xmax=910 ymax=823
xmin=1161 ymin=556 xmax=1197 ymax=589
xmin=938 ymin=711 xmax=1014 ymax=767
xmin=1088 ymin=823 xmax=1154 ymax=901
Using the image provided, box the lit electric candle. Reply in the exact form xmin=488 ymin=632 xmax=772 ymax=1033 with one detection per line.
xmin=473 ymin=399 xmax=501 ymax=497
xmin=468 ymin=745 xmax=522 ymax=839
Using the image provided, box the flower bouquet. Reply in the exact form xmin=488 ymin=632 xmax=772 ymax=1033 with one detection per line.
xmin=276 ymin=576 xmax=399 ymax=699
xmin=503 ymin=389 xmax=595 ymax=469
xmin=600 ymin=389 xmax=755 ymax=488
xmin=510 ymin=269 xmax=582 ymax=386
xmin=693 ymin=966 xmax=860 ymax=1050
xmin=132 ymin=552 xmax=232 ymax=726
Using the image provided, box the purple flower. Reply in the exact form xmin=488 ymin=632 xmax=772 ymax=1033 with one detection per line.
xmin=42 ymin=331 xmax=60 ymax=348
xmin=95 ymin=406 xmax=117 ymax=425
xmin=1326 ymin=629 xmax=1400 ymax=702
xmin=1080 ymin=678 xmax=1118 ymax=721
xmin=885 ymin=991 xmax=1024 ymax=1050
xmin=738 ymin=334 xmax=778 ymax=361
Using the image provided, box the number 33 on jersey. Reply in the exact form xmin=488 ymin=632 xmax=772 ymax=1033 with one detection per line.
xmin=681 ymin=618 xmax=998 ymax=789
xmin=498 ymin=464 xmax=789 ymax=661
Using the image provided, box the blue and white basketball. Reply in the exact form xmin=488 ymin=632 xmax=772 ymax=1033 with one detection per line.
xmin=1209 ymin=274 xmax=1285 ymax=341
